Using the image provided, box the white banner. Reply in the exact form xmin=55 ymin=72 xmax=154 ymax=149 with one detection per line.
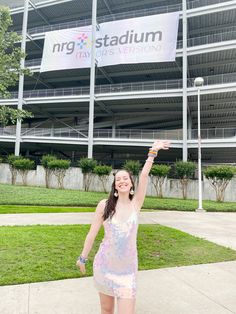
xmin=40 ymin=12 xmax=179 ymax=72
xmin=40 ymin=26 xmax=93 ymax=72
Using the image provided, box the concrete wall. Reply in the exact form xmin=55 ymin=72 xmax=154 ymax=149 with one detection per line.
xmin=0 ymin=163 xmax=235 ymax=201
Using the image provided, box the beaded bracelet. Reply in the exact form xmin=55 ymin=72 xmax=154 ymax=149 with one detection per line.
xmin=77 ymin=255 xmax=88 ymax=264
xmin=148 ymin=148 xmax=158 ymax=158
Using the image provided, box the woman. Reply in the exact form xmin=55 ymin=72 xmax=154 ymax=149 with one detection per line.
xmin=76 ymin=140 xmax=170 ymax=314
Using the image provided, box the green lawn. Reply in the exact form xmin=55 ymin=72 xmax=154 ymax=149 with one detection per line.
xmin=1 ymin=184 xmax=236 ymax=212
xmin=0 ymin=205 xmax=95 ymax=214
xmin=0 ymin=224 xmax=236 ymax=286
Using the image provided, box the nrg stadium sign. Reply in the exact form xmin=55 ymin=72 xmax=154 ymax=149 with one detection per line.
xmin=40 ymin=12 xmax=179 ymax=72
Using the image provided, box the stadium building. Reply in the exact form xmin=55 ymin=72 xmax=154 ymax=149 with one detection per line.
xmin=0 ymin=0 xmax=236 ymax=167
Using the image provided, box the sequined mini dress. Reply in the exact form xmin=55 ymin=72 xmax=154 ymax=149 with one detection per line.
xmin=93 ymin=204 xmax=139 ymax=299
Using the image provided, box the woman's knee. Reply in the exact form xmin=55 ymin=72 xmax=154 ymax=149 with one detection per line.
xmin=99 ymin=293 xmax=115 ymax=314
xmin=117 ymin=297 xmax=136 ymax=314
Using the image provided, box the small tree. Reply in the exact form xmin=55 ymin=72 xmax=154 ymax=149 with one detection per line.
xmin=204 ymin=165 xmax=235 ymax=202
xmin=0 ymin=106 xmax=33 ymax=127
xmin=93 ymin=165 xmax=112 ymax=192
xmin=12 ymin=157 xmax=34 ymax=186
xmin=175 ymin=161 xmax=196 ymax=199
xmin=123 ymin=160 xmax=141 ymax=187
xmin=41 ymin=154 xmax=57 ymax=188
xmin=78 ymin=158 xmax=97 ymax=191
xmin=47 ymin=159 xmax=71 ymax=189
xmin=150 ymin=164 xmax=171 ymax=198
xmin=7 ymin=154 xmax=21 ymax=184
xmin=0 ymin=6 xmax=32 ymax=126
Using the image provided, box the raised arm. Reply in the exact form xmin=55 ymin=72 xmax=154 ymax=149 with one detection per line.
xmin=134 ymin=140 xmax=170 ymax=209
xmin=76 ymin=199 xmax=106 ymax=274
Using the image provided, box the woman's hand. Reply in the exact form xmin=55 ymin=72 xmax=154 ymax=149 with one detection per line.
xmin=76 ymin=260 xmax=86 ymax=275
xmin=151 ymin=140 xmax=171 ymax=151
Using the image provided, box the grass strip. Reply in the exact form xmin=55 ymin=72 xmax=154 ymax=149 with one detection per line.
xmin=1 ymin=184 xmax=236 ymax=212
xmin=0 ymin=224 xmax=236 ymax=286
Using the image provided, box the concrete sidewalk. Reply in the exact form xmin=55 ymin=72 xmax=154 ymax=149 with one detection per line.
xmin=0 ymin=211 xmax=236 ymax=250
xmin=1 ymin=261 xmax=236 ymax=314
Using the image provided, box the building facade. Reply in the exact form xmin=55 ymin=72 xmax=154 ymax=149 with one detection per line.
xmin=0 ymin=0 xmax=236 ymax=166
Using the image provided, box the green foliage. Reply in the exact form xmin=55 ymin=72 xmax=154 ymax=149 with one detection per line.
xmin=93 ymin=165 xmax=112 ymax=176
xmin=78 ymin=158 xmax=98 ymax=191
xmin=204 ymin=166 xmax=235 ymax=181
xmin=41 ymin=154 xmax=57 ymax=168
xmin=150 ymin=164 xmax=171 ymax=198
xmin=47 ymin=159 xmax=70 ymax=170
xmin=93 ymin=165 xmax=112 ymax=192
xmin=47 ymin=159 xmax=71 ymax=189
xmin=0 ymin=6 xmax=30 ymax=98
xmin=204 ymin=165 xmax=235 ymax=202
xmin=41 ymin=154 xmax=57 ymax=188
xmin=0 ymin=6 xmax=32 ymax=126
xmin=7 ymin=154 xmax=22 ymax=184
xmin=123 ymin=160 xmax=141 ymax=176
xmin=174 ymin=161 xmax=196 ymax=179
xmin=7 ymin=153 xmax=21 ymax=166
xmin=150 ymin=164 xmax=171 ymax=177
xmin=78 ymin=157 xmax=97 ymax=174
xmin=174 ymin=161 xmax=197 ymax=200
xmin=0 ymin=157 xmax=3 ymax=163
xmin=0 ymin=106 xmax=33 ymax=127
xmin=12 ymin=158 xmax=34 ymax=171
xmin=11 ymin=157 xmax=35 ymax=186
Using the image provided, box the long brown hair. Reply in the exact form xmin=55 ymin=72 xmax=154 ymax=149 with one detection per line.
xmin=102 ymin=170 xmax=135 ymax=221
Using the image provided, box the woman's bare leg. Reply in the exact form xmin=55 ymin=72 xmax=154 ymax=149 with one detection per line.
xmin=117 ymin=297 xmax=136 ymax=314
xmin=99 ymin=292 xmax=115 ymax=314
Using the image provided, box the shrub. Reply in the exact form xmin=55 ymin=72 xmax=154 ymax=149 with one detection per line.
xmin=93 ymin=165 xmax=112 ymax=192
xmin=175 ymin=161 xmax=196 ymax=199
xmin=12 ymin=158 xmax=35 ymax=186
xmin=150 ymin=164 xmax=171 ymax=198
xmin=123 ymin=160 xmax=141 ymax=187
xmin=7 ymin=154 xmax=21 ymax=185
xmin=78 ymin=158 xmax=97 ymax=191
xmin=204 ymin=165 xmax=235 ymax=202
xmin=47 ymin=159 xmax=71 ymax=189
xmin=41 ymin=154 xmax=57 ymax=188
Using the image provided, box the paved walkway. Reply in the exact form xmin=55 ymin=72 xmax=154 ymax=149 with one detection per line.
xmin=1 ymin=210 xmax=236 ymax=313
xmin=0 ymin=261 xmax=236 ymax=314
xmin=0 ymin=210 xmax=236 ymax=250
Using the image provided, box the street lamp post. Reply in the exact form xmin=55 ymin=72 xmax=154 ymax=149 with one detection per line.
xmin=194 ymin=77 xmax=206 ymax=212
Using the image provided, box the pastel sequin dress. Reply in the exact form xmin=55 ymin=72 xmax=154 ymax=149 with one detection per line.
xmin=93 ymin=205 xmax=139 ymax=299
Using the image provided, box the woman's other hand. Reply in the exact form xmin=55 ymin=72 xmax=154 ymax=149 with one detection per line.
xmin=76 ymin=260 xmax=86 ymax=275
xmin=151 ymin=140 xmax=171 ymax=151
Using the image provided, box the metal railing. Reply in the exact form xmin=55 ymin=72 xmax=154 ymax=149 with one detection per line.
xmin=1 ymin=127 xmax=236 ymax=141
xmin=93 ymin=129 xmax=183 ymax=140
xmin=9 ymin=79 xmax=183 ymax=99
xmin=191 ymin=128 xmax=236 ymax=139
xmin=0 ymin=127 xmax=182 ymax=140
xmin=24 ymin=3 xmax=182 ymax=36
xmin=7 ymin=72 xmax=236 ymax=99
xmin=187 ymin=0 xmax=232 ymax=10
xmin=25 ymin=58 xmax=42 ymax=67
xmin=187 ymin=72 xmax=236 ymax=86
xmin=21 ymin=127 xmax=87 ymax=138
xmin=21 ymin=0 xmax=232 ymax=36
xmin=0 ymin=127 xmax=16 ymax=136
xmin=177 ymin=29 xmax=236 ymax=48
xmin=24 ymin=28 xmax=236 ymax=69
